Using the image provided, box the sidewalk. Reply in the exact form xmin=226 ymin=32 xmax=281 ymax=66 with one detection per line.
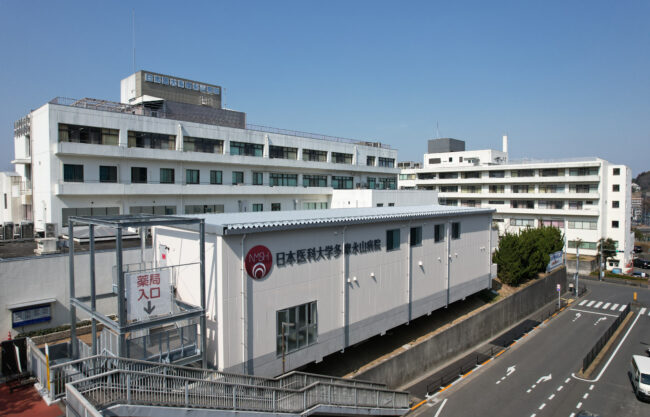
xmin=0 ymin=383 xmax=64 ymax=417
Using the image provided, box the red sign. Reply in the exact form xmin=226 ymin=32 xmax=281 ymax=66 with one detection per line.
xmin=245 ymin=245 xmax=273 ymax=279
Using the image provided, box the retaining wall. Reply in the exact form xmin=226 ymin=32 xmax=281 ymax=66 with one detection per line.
xmin=354 ymin=267 xmax=567 ymax=388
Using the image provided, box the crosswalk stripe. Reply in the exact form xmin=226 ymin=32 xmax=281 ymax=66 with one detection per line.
xmin=611 ymin=304 xmax=619 ymax=311
xmin=579 ymin=300 xmax=588 ymax=306
xmin=619 ymin=304 xmax=627 ymax=312
xmin=640 ymin=308 xmax=647 ymax=315
xmin=594 ymin=301 xmax=603 ymax=308
xmin=587 ymin=301 xmax=596 ymax=307
xmin=603 ymin=302 xmax=611 ymax=309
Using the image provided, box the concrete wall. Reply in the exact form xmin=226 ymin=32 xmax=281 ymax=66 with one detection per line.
xmin=353 ymin=267 xmax=567 ymax=388
xmin=0 ymin=247 xmax=151 ymax=336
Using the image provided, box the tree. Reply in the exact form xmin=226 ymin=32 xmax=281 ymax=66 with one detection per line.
xmin=597 ymin=238 xmax=617 ymax=266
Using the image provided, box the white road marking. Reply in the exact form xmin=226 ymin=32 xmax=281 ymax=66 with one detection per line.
xmin=594 ymin=317 xmax=607 ymax=326
xmin=557 ymin=385 xmax=563 ymax=391
xmin=433 ymin=398 xmax=447 ymax=417
xmin=594 ymin=301 xmax=603 ymax=308
xmin=507 ymin=365 xmax=516 ymax=376
xmin=579 ymin=300 xmax=588 ymax=306
xmin=570 ymin=308 xmax=619 ymax=318
xmin=548 ymin=394 xmax=555 ymax=400
xmin=619 ymin=304 xmax=627 ymax=312
xmin=565 ymin=378 xmax=571 ymax=383
xmin=587 ymin=301 xmax=596 ymax=307
xmin=611 ymin=303 xmax=619 ymax=311
xmin=583 ymin=393 xmax=589 ymax=399
xmin=576 ymin=402 xmax=582 ymax=408
xmin=572 ymin=313 xmax=581 ymax=322
xmin=496 ymin=380 xmax=501 ymax=384
xmin=570 ymin=414 xmax=576 ymax=417
xmin=589 ymin=384 xmax=594 ymax=391
xmin=527 ymin=389 xmax=531 ymax=393
xmin=602 ymin=302 xmax=611 ymax=309
xmin=501 ymin=376 xmax=505 ymax=380
xmin=639 ymin=307 xmax=646 ymax=315
xmin=539 ymin=403 xmax=546 ymax=410
xmin=537 ymin=374 xmax=552 ymax=384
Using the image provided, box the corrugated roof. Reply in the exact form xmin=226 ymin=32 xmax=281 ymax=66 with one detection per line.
xmin=189 ymin=205 xmax=494 ymax=235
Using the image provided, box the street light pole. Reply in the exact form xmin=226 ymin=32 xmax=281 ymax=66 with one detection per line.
xmin=281 ymin=322 xmax=295 ymax=374
xmin=574 ymin=240 xmax=581 ymax=297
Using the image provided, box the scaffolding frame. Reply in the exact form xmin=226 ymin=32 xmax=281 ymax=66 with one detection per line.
xmin=67 ymin=214 xmax=207 ymax=368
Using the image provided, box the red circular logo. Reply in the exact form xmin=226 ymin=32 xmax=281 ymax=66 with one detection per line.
xmin=245 ymin=245 xmax=273 ymax=280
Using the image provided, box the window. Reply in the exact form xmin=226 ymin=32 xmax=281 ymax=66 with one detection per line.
xmin=451 ymin=222 xmax=461 ymax=239
xmin=366 ymin=156 xmax=376 ymax=166
xmin=439 ymin=172 xmax=458 ymax=179
xmin=488 ymin=200 xmax=505 ymax=205
xmin=569 ymin=167 xmax=599 ymax=176
xmin=3 ymin=193 xmax=6 ymax=209
xmin=449 ymin=157 xmax=453 ymax=162
xmin=489 ymin=170 xmax=505 ymax=178
xmin=63 ymin=164 xmax=84 ymax=182
xmin=541 ymin=169 xmax=564 ymax=177
xmin=376 ymin=203 xmax=384 ymax=207
xmin=462 ymin=171 xmax=480 ymax=179
xmin=58 ymin=124 xmax=119 ymax=146
xmin=440 ymin=185 xmax=458 ymax=192
xmin=418 ymin=172 xmax=435 ymax=180
xmin=511 ymin=169 xmax=535 ymax=177
xmin=568 ymin=220 xmax=597 ymax=230
xmin=613 ymin=168 xmax=620 ymax=175
xmin=410 ymin=227 xmax=422 ymax=246
xmin=378 ymin=178 xmax=397 ymax=190
xmin=276 ymin=301 xmax=318 ymax=355
xmin=302 ymin=149 xmax=327 ymax=162
xmin=434 ymin=224 xmax=445 ymax=242
xmin=303 ymin=175 xmax=327 ymax=187
xmin=271 ymin=203 xmax=281 ymax=211
xmin=542 ymin=220 xmax=564 ymax=228
xmin=511 ymin=218 xmax=535 ymax=227
xmin=539 ymin=184 xmax=563 ymax=193
xmin=399 ymin=174 xmax=416 ymax=180
xmin=131 ymin=167 xmax=147 ymax=184
xmin=62 ymin=206 xmax=119 ymax=226
xmin=612 ymin=184 xmax=620 ymax=192
xmin=160 ymin=168 xmax=175 ymax=184
xmin=386 ymin=229 xmax=400 ymax=251
xmin=210 ymin=170 xmax=222 ymax=184
xmin=429 ymin=158 xmax=441 ymax=164
xmin=461 ymin=200 xmax=480 ymax=207
xmin=184 ymin=204 xmax=224 ymax=214
xmin=99 ymin=166 xmax=117 ymax=183
xmin=331 ymin=176 xmax=353 ymax=189
xmin=252 ymin=172 xmax=264 ymax=185
xmin=270 ymin=173 xmax=298 ymax=187
xmin=232 ymin=171 xmax=244 ymax=185
xmin=230 ymin=141 xmax=263 ymax=157
xmin=388 ymin=203 xmax=395 ymax=207
xmin=439 ymin=199 xmax=458 ymax=206
xmin=570 ymin=184 xmax=597 ymax=193
xmin=130 ymin=206 xmax=177 ymax=215
xmin=538 ymin=200 xmax=564 ymax=209
xmin=568 ymin=241 xmax=597 ymax=250
xmin=303 ymin=202 xmax=328 ymax=210
xmin=511 ymin=200 xmax=534 ymax=209
xmin=252 ymin=203 xmax=263 ymax=212
xmin=186 ymin=169 xmax=200 ymax=184
xmin=368 ymin=177 xmax=376 ymax=189
xmin=128 ymin=131 xmax=175 ymax=150
xmin=332 ymin=152 xmax=353 ymax=164
xmin=612 ymin=220 xmax=619 ymax=228
xmin=489 ymin=185 xmax=505 ymax=193
xmin=461 ymin=186 xmax=481 ymax=193
xmin=12 ymin=304 xmax=51 ymax=328
xmin=269 ymin=146 xmax=297 ymax=160
xmin=378 ymin=157 xmax=395 ymax=168
xmin=612 ymin=201 xmax=620 ymax=208
xmin=184 ymin=136 xmax=223 ymax=154
xmin=512 ymin=185 xmax=531 ymax=193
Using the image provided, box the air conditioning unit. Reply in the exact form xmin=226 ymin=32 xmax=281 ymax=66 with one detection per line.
xmin=3 ymin=223 xmax=14 ymax=240
xmin=34 ymin=238 xmax=60 ymax=255
xmin=45 ymin=223 xmax=57 ymax=238
xmin=20 ymin=222 xmax=34 ymax=239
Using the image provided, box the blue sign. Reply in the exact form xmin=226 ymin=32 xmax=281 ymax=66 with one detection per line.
xmin=546 ymin=251 xmax=564 ymax=273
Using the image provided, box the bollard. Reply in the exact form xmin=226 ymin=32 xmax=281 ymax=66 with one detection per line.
xmin=634 ymin=292 xmax=637 ymax=302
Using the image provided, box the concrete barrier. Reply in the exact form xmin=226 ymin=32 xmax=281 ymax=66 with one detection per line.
xmin=354 ymin=267 xmax=567 ymax=388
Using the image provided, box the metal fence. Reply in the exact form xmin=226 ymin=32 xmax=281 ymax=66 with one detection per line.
xmin=582 ymin=303 xmax=630 ymax=372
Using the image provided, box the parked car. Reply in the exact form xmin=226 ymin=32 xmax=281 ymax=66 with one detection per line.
xmin=634 ymin=245 xmax=643 ymax=253
xmin=631 ymin=271 xmax=647 ymax=278
xmin=633 ymin=258 xmax=650 ymax=269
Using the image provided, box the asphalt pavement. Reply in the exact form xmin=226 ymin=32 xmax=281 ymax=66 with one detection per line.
xmin=410 ymin=280 xmax=650 ymax=417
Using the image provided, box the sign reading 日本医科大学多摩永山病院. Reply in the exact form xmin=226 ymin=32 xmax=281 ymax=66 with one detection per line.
xmin=126 ymin=269 xmax=171 ymax=321
xmin=546 ymin=251 xmax=564 ymax=273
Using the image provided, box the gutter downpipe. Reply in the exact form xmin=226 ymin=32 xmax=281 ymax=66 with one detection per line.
xmin=406 ymin=222 xmax=412 ymax=323
xmin=341 ymin=226 xmax=348 ymax=349
xmin=241 ymin=234 xmax=247 ymax=374
xmin=446 ymin=220 xmax=451 ymax=307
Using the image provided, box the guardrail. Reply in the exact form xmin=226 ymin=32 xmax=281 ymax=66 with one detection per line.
xmin=66 ymin=369 xmax=408 ymax=415
xmin=582 ymin=303 xmax=630 ymax=372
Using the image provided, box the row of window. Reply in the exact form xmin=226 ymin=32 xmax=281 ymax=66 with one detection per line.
xmin=420 ymin=183 xmax=612 ymax=194
xmin=63 ymin=164 xmax=395 ymax=188
xmin=386 ymin=223 xmax=461 ymax=251
xmin=144 ymin=72 xmax=221 ymax=95
xmin=418 ymin=167 xmax=605 ymax=177
xmin=439 ymin=199 xmax=607 ymax=210
xmin=509 ymin=219 xmax=620 ymax=230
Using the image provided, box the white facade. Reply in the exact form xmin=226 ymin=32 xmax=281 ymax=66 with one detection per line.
xmin=330 ymin=189 xmax=438 ymax=208
xmin=153 ymin=205 xmax=494 ymax=376
xmin=0 ymin=172 xmax=23 ymax=226
xmin=400 ymin=145 xmax=634 ymax=270
xmin=11 ymin=77 xmax=398 ymax=235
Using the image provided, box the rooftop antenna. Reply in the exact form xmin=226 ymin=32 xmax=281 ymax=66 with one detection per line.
xmin=436 ymin=121 xmax=440 ymax=139
xmin=132 ymin=9 xmax=136 ymax=73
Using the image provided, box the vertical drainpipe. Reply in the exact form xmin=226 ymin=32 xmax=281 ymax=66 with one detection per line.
xmin=116 ymin=227 xmax=126 ymax=358
xmin=90 ymin=224 xmax=97 ymax=356
xmin=240 ymin=234 xmax=247 ymax=374
xmin=406 ymin=222 xmax=411 ymax=323
xmin=68 ymin=222 xmax=77 ymax=359
xmin=199 ymin=220 xmax=207 ymax=368
xmin=487 ymin=218 xmax=492 ymax=289
xmin=446 ymin=220 xmax=451 ymax=307
xmin=341 ymin=226 xmax=348 ymax=349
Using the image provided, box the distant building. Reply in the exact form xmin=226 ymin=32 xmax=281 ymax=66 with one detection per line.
xmin=397 ymin=161 xmax=422 ymax=169
xmin=399 ymin=137 xmax=634 ymax=270
xmin=10 ymin=71 xmax=399 ymax=235
xmin=632 ymin=192 xmax=643 ymax=224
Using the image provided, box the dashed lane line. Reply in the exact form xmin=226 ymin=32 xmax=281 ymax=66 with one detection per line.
xmin=583 ymin=393 xmax=589 ymax=399
xmin=576 ymin=402 xmax=582 ymax=409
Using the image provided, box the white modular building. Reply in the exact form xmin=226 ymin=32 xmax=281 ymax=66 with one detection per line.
xmin=153 ymin=205 xmax=495 ymax=376
xmin=399 ymin=138 xmax=634 ymax=270
xmin=9 ymin=71 xmax=399 ymax=235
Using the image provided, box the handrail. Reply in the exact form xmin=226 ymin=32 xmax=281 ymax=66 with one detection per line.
xmin=67 ymin=369 xmax=409 ymax=415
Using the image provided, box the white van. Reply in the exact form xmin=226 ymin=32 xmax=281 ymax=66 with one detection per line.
xmin=630 ymin=355 xmax=650 ymax=400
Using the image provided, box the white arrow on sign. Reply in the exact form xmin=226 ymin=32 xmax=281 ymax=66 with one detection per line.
xmin=594 ymin=317 xmax=607 ymax=326
xmin=572 ymin=313 xmax=581 ymax=322
xmin=536 ymin=374 xmax=552 ymax=384
xmin=507 ymin=365 xmax=516 ymax=376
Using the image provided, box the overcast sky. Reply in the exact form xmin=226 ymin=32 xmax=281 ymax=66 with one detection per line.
xmin=0 ymin=0 xmax=648 ymax=175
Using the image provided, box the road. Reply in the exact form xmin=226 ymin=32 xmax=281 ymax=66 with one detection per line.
xmin=412 ymin=280 xmax=650 ymax=417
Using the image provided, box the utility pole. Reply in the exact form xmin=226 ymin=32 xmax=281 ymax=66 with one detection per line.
xmin=574 ymin=240 xmax=581 ymax=297
xmin=599 ymin=239 xmax=604 ymax=281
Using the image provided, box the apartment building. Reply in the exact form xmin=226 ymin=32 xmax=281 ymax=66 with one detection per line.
xmin=10 ymin=71 xmax=398 ymax=235
xmin=399 ymin=138 xmax=634 ymax=270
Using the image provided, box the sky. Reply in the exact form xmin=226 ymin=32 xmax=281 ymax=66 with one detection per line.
xmin=0 ymin=0 xmax=648 ymax=176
